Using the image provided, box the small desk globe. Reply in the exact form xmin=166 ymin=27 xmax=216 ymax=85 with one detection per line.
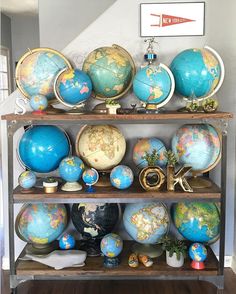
xmin=54 ymin=68 xmax=92 ymax=114
xmin=110 ymin=165 xmax=134 ymax=190
xmin=18 ymin=170 xmax=36 ymax=191
xmin=170 ymin=46 xmax=225 ymax=101
xmin=59 ymin=233 xmax=76 ymax=250
xmin=59 ymin=156 xmax=85 ymax=191
xmin=172 ymin=202 xmax=220 ymax=243
xmin=123 ymin=202 xmax=170 ymax=258
xmin=133 ymin=64 xmax=175 ymax=111
xmin=133 ymin=137 xmax=167 ymax=169
xmin=18 ymin=125 xmax=70 ymax=173
xmin=71 ymin=203 xmax=120 ymax=256
xmin=16 ymin=203 xmax=68 ymax=254
xmin=171 ymin=124 xmax=221 ymax=188
xmin=101 ymin=233 xmax=123 ymax=268
xmin=29 ymin=94 xmax=48 ymax=114
xmin=15 ymin=48 xmax=72 ymax=104
xmin=189 ymin=243 xmax=207 ymax=270
xmin=82 ymin=168 xmax=99 ymax=192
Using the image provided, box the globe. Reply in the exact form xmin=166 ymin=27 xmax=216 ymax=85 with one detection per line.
xmin=18 ymin=170 xmax=36 ymax=189
xmin=123 ymin=202 xmax=169 ymax=244
xmin=170 ymin=47 xmax=224 ymax=100
xmin=133 ymin=138 xmax=167 ymax=169
xmin=29 ymin=94 xmax=48 ymax=112
xmin=59 ymin=233 xmax=76 ymax=250
xmin=16 ymin=203 xmax=68 ymax=245
xmin=133 ymin=64 xmax=174 ymax=107
xmin=54 ymin=68 xmax=92 ymax=107
xmin=189 ymin=243 xmax=207 ymax=262
xmin=82 ymin=45 xmax=135 ymax=100
xmin=18 ymin=125 xmax=70 ymax=173
xmin=76 ymin=125 xmax=126 ymax=171
xmin=15 ymin=48 xmax=72 ymax=102
xmin=171 ymin=124 xmax=221 ymax=172
xmin=110 ymin=165 xmax=134 ymax=189
xmin=100 ymin=233 xmax=123 ymax=257
xmin=82 ymin=168 xmax=99 ymax=186
xmin=59 ymin=156 xmax=85 ymax=182
xmin=172 ymin=202 xmax=220 ymax=243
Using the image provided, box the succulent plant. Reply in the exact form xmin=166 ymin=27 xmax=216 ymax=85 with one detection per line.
xmin=142 ymin=149 xmax=159 ymax=166
xmin=105 ymin=98 xmax=119 ymax=106
xmin=202 ymin=98 xmax=219 ymax=113
xmin=164 ymin=150 xmax=178 ymax=166
xmin=161 ymin=236 xmax=187 ymax=260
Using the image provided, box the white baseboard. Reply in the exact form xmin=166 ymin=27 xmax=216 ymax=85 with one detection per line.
xmin=2 ymin=256 xmax=9 ymax=270
xmin=216 ymin=255 xmax=232 ymax=267
xmin=232 ymin=256 xmax=236 ymax=273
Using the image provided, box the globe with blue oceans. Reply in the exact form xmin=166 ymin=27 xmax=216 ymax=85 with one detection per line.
xmin=123 ymin=202 xmax=169 ymax=244
xmin=19 ymin=126 xmax=70 ymax=173
xmin=30 ymin=94 xmax=48 ymax=111
xmin=82 ymin=168 xmax=99 ymax=186
xmin=172 ymin=202 xmax=220 ymax=243
xmin=82 ymin=45 xmax=135 ymax=99
xmin=100 ymin=233 xmax=123 ymax=257
xmin=133 ymin=65 xmax=173 ymax=106
xmin=59 ymin=156 xmax=85 ymax=182
xmin=59 ymin=233 xmax=76 ymax=250
xmin=15 ymin=48 xmax=71 ymax=102
xmin=110 ymin=165 xmax=134 ymax=190
xmin=133 ymin=138 xmax=167 ymax=169
xmin=170 ymin=48 xmax=223 ymax=100
xmin=55 ymin=69 xmax=92 ymax=106
xmin=18 ymin=171 xmax=36 ymax=189
xmin=189 ymin=243 xmax=207 ymax=262
xmin=16 ymin=203 xmax=68 ymax=245
xmin=171 ymin=124 xmax=221 ymax=172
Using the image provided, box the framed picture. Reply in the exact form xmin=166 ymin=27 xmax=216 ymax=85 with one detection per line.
xmin=140 ymin=2 xmax=205 ymax=37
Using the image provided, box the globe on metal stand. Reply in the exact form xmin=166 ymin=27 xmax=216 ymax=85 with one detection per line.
xmin=82 ymin=168 xmax=99 ymax=192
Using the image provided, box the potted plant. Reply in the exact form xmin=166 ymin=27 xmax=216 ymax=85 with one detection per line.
xmin=161 ymin=236 xmax=187 ymax=268
xmin=105 ymin=99 xmax=121 ymax=114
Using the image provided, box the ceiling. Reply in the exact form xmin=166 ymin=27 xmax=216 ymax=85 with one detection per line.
xmin=1 ymin=0 xmax=38 ymax=16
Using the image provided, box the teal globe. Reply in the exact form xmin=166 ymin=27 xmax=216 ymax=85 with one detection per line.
xmin=189 ymin=243 xmax=207 ymax=262
xmin=18 ymin=171 xmax=36 ymax=189
xmin=30 ymin=94 xmax=48 ymax=111
xmin=100 ymin=233 xmax=123 ymax=257
xmin=172 ymin=202 xmax=220 ymax=243
xmin=171 ymin=124 xmax=221 ymax=172
xmin=59 ymin=156 xmax=85 ymax=182
xmin=123 ymin=202 xmax=169 ymax=244
xmin=82 ymin=45 xmax=135 ymax=99
xmin=59 ymin=233 xmax=76 ymax=250
xmin=133 ymin=138 xmax=167 ymax=169
xmin=16 ymin=203 xmax=68 ymax=245
xmin=110 ymin=165 xmax=134 ymax=190
xmin=82 ymin=168 xmax=99 ymax=186
xmin=133 ymin=65 xmax=174 ymax=106
xmin=170 ymin=47 xmax=223 ymax=100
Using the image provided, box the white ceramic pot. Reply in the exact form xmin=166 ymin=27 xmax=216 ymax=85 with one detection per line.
xmin=106 ymin=105 xmax=120 ymax=114
xmin=166 ymin=251 xmax=184 ymax=268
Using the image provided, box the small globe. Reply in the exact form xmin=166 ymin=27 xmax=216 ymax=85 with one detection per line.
xmin=171 ymin=124 xmax=221 ymax=172
xmin=71 ymin=203 xmax=120 ymax=239
xmin=100 ymin=233 xmax=123 ymax=257
xmin=123 ymin=202 xmax=170 ymax=244
xmin=133 ymin=65 xmax=174 ymax=107
xmin=82 ymin=168 xmax=99 ymax=186
xmin=110 ymin=165 xmax=134 ymax=190
xmin=172 ymin=202 xmax=220 ymax=243
xmin=170 ymin=47 xmax=224 ymax=100
xmin=76 ymin=125 xmax=126 ymax=171
xmin=54 ymin=69 xmax=92 ymax=107
xmin=15 ymin=48 xmax=71 ymax=102
xmin=16 ymin=203 xmax=68 ymax=245
xmin=82 ymin=45 xmax=135 ymax=100
xmin=59 ymin=233 xmax=76 ymax=250
xmin=18 ymin=170 xmax=36 ymax=189
xmin=189 ymin=243 xmax=207 ymax=262
xmin=30 ymin=94 xmax=48 ymax=111
xmin=59 ymin=156 xmax=85 ymax=182
xmin=133 ymin=138 xmax=167 ymax=169
xmin=18 ymin=126 xmax=70 ymax=173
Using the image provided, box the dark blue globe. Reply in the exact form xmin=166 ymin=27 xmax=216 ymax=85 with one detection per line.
xmin=19 ymin=126 xmax=70 ymax=173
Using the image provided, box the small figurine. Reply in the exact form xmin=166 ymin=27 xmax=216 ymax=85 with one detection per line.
xmin=82 ymin=168 xmax=99 ymax=192
xmin=43 ymin=177 xmax=58 ymax=193
xmin=138 ymin=254 xmax=153 ymax=267
xmin=59 ymin=233 xmax=76 ymax=250
xmin=30 ymin=94 xmax=48 ymax=115
xmin=128 ymin=253 xmax=139 ymax=268
xmin=189 ymin=243 xmax=207 ymax=270
xmin=18 ymin=170 xmax=36 ymax=192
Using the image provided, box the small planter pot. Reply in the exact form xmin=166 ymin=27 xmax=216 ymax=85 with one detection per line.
xmin=166 ymin=251 xmax=184 ymax=268
xmin=43 ymin=180 xmax=58 ymax=193
xmin=106 ymin=105 xmax=121 ymax=114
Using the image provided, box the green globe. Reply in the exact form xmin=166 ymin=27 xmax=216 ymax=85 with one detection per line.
xmin=82 ymin=45 xmax=135 ymax=100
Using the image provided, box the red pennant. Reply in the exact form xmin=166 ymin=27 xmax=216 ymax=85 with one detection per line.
xmin=150 ymin=13 xmax=195 ymax=27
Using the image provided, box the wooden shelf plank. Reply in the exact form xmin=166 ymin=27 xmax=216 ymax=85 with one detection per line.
xmin=16 ymin=241 xmax=218 ymax=277
xmin=13 ymin=180 xmax=221 ymax=203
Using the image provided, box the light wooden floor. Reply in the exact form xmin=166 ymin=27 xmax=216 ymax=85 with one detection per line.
xmin=2 ymin=268 xmax=236 ymax=294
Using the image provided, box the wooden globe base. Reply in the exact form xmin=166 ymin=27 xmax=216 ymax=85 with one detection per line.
xmin=25 ymin=241 xmax=58 ymax=255
xmin=46 ymin=105 xmax=65 ymax=114
xmin=188 ymin=176 xmax=212 ymax=189
xmin=95 ymin=172 xmax=111 ymax=187
xmin=132 ymin=243 xmax=163 ymax=258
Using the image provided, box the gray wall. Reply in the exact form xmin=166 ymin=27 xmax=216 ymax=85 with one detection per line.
xmin=39 ymin=0 xmax=116 ymax=50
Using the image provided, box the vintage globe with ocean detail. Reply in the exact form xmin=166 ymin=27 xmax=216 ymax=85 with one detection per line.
xmin=172 ymin=202 xmax=220 ymax=243
xmin=100 ymin=233 xmax=123 ymax=258
xmin=189 ymin=243 xmax=207 ymax=262
xmin=29 ymin=94 xmax=48 ymax=112
xmin=110 ymin=165 xmax=134 ymax=190
xmin=18 ymin=170 xmax=36 ymax=189
xmin=82 ymin=168 xmax=99 ymax=186
xmin=59 ymin=156 xmax=85 ymax=182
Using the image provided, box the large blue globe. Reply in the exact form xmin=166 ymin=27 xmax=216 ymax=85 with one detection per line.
xmin=170 ymin=48 xmax=222 ymax=99
xmin=19 ymin=126 xmax=70 ymax=173
xmin=59 ymin=156 xmax=85 ymax=182
xmin=133 ymin=65 xmax=172 ymax=105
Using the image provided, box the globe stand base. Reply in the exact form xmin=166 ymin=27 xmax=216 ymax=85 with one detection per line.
xmin=46 ymin=105 xmax=65 ymax=114
xmin=95 ymin=172 xmax=111 ymax=187
xmin=191 ymin=260 xmax=205 ymax=270
xmin=20 ymin=188 xmax=35 ymax=194
xmin=61 ymin=181 xmax=83 ymax=191
xmin=25 ymin=241 xmax=58 ymax=255
xmin=188 ymin=176 xmax=212 ymax=189
xmin=79 ymin=239 xmax=101 ymax=257
xmin=145 ymin=104 xmax=165 ymax=114
xmin=92 ymin=103 xmax=108 ymax=114
xmin=32 ymin=110 xmax=47 ymax=115
xmin=66 ymin=106 xmax=86 ymax=115
xmin=103 ymin=256 xmax=120 ymax=268
xmin=132 ymin=243 xmax=163 ymax=258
